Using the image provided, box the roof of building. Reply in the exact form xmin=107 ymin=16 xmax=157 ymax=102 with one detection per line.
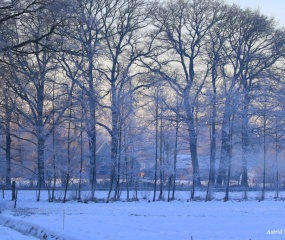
xmin=96 ymin=141 xmax=111 ymax=158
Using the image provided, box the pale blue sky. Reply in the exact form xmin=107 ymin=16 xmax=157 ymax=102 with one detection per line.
xmin=226 ymin=0 xmax=285 ymax=27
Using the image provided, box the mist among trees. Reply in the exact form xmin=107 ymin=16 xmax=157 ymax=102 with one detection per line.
xmin=1 ymin=0 xmax=285 ymax=202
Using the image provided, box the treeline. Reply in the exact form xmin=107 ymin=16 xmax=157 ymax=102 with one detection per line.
xmin=1 ymin=0 xmax=285 ymax=202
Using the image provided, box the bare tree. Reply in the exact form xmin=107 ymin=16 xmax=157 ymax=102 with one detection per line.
xmin=144 ymin=0 xmax=224 ymax=199
xmin=0 ymin=65 xmax=16 ymax=187
xmin=90 ymin=0 xmax=151 ymax=203
xmin=58 ymin=0 xmax=109 ymax=199
xmin=221 ymin=6 xmax=285 ymax=194
xmin=204 ymin=4 xmax=229 ymax=200
xmin=0 ymin=0 xmax=69 ymax=53
xmin=5 ymin=5 xmax=71 ymax=199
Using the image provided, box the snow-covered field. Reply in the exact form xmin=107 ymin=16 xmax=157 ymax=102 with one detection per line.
xmin=0 ymin=190 xmax=285 ymax=240
xmin=0 ymin=224 xmax=38 ymax=240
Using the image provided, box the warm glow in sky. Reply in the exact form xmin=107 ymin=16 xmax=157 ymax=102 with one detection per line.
xmin=226 ymin=0 xmax=285 ymax=27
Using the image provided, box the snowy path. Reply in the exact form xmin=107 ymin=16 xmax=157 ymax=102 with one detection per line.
xmin=0 ymin=224 xmax=38 ymax=240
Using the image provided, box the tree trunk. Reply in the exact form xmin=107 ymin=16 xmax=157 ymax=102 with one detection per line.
xmin=107 ymin=84 xmax=119 ymax=203
xmin=114 ymin=126 xmax=122 ymax=201
xmin=51 ymin=83 xmax=56 ymax=202
xmin=122 ymin=118 xmax=130 ymax=201
xmin=107 ymin=166 xmax=116 ymax=203
xmin=4 ymin=87 xmax=12 ymax=187
xmin=209 ymin=85 xmax=217 ymax=185
xmin=63 ymin=103 xmax=72 ymax=203
xmin=261 ymin=107 xmax=267 ymax=201
xmin=5 ymin=125 xmax=11 ymax=187
xmin=184 ymin=87 xmax=200 ymax=200
xmin=216 ymin=95 xmax=232 ymax=185
xmin=36 ymin=82 xmax=45 ymax=199
xmin=88 ymin=101 xmax=97 ymax=200
xmin=189 ymin=116 xmax=200 ymax=200
xmin=172 ymin=119 xmax=179 ymax=200
xmin=241 ymin=92 xmax=250 ymax=199
xmin=87 ymin=41 xmax=97 ymax=199
xmin=274 ymin=120 xmax=279 ymax=199
xmin=78 ymin=113 xmax=84 ymax=201
xmin=224 ymin=115 xmax=233 ymax=202
xmin=168 ymin=175 xmax=172 ymax=202
xmin=153 ymin=93 xmax=159 ymax=202
xmin=206 ymin=81 xmax=217 ymax=201
xmin=37 ymin=135 xmax=45 ymax=189
xmin=224 ymin=143 xmax=232 ymax=202
xmin=159 ymin=109 xmax=164 ymax=200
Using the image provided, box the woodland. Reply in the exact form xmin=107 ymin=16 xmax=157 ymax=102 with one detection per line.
xmin=1 ymin=0 xmax=285 ymax=202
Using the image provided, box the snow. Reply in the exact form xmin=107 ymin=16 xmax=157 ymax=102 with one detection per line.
xmin=0 ymin=224 xmax=38 ymax=240
xmin=1 ymin=190 xmax=285 ymax=240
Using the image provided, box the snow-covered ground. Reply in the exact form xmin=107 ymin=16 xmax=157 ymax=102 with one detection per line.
xmin=0 ymin=224 xmax=38 ymax=240
xmin=0 ymin=190 xmax=285 ymax=240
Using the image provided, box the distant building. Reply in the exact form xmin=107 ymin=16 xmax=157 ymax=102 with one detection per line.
xmin=140 ymin=154 xmax=219 ymax=183
xmin=95 ymin=141 xmax=142 ymax=181
xmin=96 ymin=142 xmax=112 ymax=179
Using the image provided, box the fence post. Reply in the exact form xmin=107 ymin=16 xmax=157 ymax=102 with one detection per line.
xmin=12 ymin=181 xmax=16 ymax=201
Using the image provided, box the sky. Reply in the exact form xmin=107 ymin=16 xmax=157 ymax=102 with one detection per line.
xmin=226 ymin=0 xmax=285 ymax=27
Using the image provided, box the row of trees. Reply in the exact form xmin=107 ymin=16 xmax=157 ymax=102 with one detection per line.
xmin=1 ymin=0 xmax=285 ymax=202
